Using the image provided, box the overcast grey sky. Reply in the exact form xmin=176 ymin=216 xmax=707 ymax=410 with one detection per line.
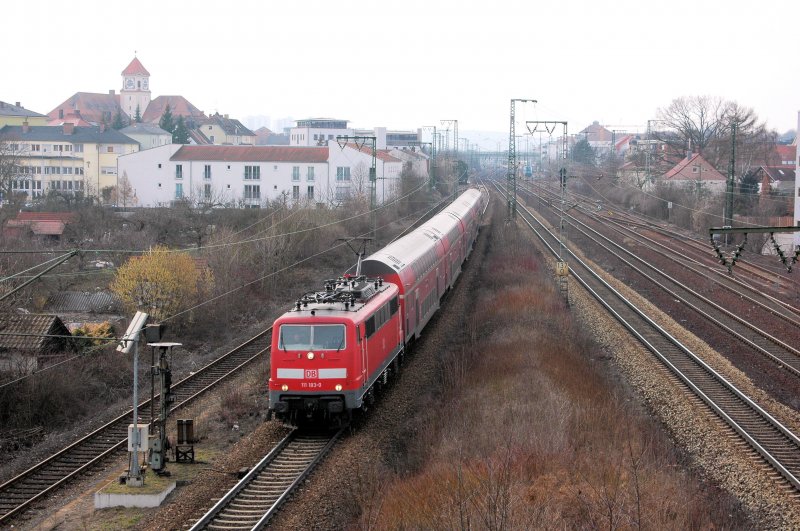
xmin=4 ymin=0 xmax=798 ymax=138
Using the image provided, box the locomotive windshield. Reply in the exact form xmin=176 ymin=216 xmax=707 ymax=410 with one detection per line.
xmin=279 ymin=324 xmax=346 ymax=351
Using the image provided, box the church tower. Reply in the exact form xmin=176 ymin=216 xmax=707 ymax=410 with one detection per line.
xmin=120 ymin=56 xmax=151 ymax=121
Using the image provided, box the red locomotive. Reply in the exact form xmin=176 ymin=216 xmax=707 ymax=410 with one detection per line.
xmin=268 ymin=187 xmax=487 ymax=425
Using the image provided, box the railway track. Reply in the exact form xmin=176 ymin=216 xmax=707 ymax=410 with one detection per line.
xmin=0 ymin=328 xmax=272 ymax=526
xmin=531 ymin=180 xmax=795 ymax=289
xmin=496 ymin=181 xmax=800 ymax=492
xmin=517 ymin=183 xmax=800 ymax=378
xmin=188 ymin=429 xmax=342 ymax=530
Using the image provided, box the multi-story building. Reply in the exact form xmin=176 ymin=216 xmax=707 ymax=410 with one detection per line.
xmin=118 ymin=142 xmax=405 ymax=207
xmin=291 ymin=120 xmax=422 ymax=150
xmin=290 ymin=118 xmax=351 ymax=147
xmin=0 ymin=123 xmax=139 ymax=201
xmin=118 ymin=145 xmax=329 ymax=207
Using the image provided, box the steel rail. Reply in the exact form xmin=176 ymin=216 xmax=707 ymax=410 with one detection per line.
xmin=189 ymin=429 xmax=343 ymax=530
xmin=495 ymin=181 xmax=800 ymax=491
xmin=0 ymin=328 xmax=271 ymax=525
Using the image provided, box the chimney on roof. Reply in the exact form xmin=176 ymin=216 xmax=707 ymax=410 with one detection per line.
xmin=100 ymin=123 xmax=106 ymax=133
xmin=109 ymin=90 xmax=115 ymax=95
xmin=224 ymin=114 xmax=229 ymax=119
xmin=63 ymin=123 xmax=74 ymax=135
xmin=15 ymin=102 xmax=21 ymax=108
xmin=22 ymin=121 xmax=29 ymax=134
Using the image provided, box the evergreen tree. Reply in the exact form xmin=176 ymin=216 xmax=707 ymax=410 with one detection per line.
xmin=134 ymin=104 xmax=142 ymax=123
xmin=159 ymin=104 xmax=175 ymax=134
xmin=173 ymin=116 xmax=190 ymax=144
xmin=571 ymin=137 xmax=596 ymax=167
xmin=112 ymin=109 xmax=126 ymax=130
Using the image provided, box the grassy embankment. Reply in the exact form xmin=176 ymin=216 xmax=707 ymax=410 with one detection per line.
xmin=359 ymin=218 xmax=746 ymax=528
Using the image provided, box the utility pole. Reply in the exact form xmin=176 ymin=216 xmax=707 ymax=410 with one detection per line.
xmin=527 ymin=119 xmax=570 ymax=302
xmin=724 ymin=119 xmax=737 ymax=229
xmin=442 ymin=119 xmax=458 ymax=197
xmin=422 ymin=126 xmax=437 ymax=189
xmin=508 ymin=99 xmax=537 ymax=219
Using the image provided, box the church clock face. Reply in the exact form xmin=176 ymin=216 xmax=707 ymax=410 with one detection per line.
xmin=125 ymin=77 xmax=134 ymax=89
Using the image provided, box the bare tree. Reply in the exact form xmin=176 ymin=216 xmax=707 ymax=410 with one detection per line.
xmin=654 ymin=96 xmax=773 ymax=173
xmin=112 ymin=171 xmax=137 ymax=208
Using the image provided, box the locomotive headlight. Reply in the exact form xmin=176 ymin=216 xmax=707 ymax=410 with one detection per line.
xmin=281 ymin=384 xmax=289 ymax=391
xmin=335 ymin=384 xmax=342 ymax=391
xmin=307 ymin=352 xmax=315 ymax=360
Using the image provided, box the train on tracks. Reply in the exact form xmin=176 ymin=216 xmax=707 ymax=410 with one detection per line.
xmin=268 ymin=187 xmax=487 ymax=426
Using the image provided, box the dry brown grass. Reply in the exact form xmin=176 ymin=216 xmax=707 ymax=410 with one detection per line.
xmin=360 ymin=220 xmax=747 ymax=529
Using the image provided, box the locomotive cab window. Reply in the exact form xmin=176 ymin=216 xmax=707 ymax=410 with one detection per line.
xmin=279 ymin=324 xmax=345 ymax=351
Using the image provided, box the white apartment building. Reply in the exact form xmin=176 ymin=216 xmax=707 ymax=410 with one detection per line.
xmin=327 ymin=142 xmax=403 ymax=204
xmin=118 ymin=143 xmax=404 ymax=207
xmin=118 ymin=145 xmax=329 ymax=207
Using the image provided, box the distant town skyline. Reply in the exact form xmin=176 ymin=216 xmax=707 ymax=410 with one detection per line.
xmin=3 ymin=0 xmax=797 ymax=139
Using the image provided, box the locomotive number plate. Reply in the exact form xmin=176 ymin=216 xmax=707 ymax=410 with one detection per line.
xmin=301 ymin=382 xmax=322 ymax=389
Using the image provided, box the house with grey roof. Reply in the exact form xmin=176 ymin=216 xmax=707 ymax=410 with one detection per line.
xmin=0 ymin=313 xmax=73 ymax=373
xmin=0 ymin=101 xmax=48 ymax=127
xmin=120 ymin=123 xmax=173 ymax=150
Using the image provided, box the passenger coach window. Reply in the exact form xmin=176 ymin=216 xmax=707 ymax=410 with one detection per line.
xmin=365 ymin=317 xmax=376 ymax=338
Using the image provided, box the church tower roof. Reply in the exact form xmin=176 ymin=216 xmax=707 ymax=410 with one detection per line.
xmin=122 ymin=57 xmax=150 ymax=76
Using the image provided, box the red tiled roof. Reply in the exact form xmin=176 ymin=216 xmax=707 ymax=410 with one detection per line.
xmin=122 ymin=57 xmax=150 ymax=76
xmin=346 ymin=143 xmax=401 ymax=163
xmin=48 ymin=92 xmax=123 ymax=124
xmin=663 ymin=153 xmax=726 ymax=181
xmin=16 ymin=212 xmax=78 ymax=223
xmin=47 ymin=114 xmax=92 ymax=127
xmin=170 ymin=145 xmax=329 ymax=163
xmin=142 ymin=96 xmax=205 ymax=123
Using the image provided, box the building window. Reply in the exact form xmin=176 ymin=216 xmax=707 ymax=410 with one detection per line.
xmin=158 ymin=163 xmax=162 ymax=169
xmin=292 ymin=166 xmax=300 ymax=180
xmin=210 ymin=135 xmax=215 ymax=143
xmin=175 ymin=183 xmax=183 ymax=198
xmin=74 ymin=144 xmax=83 ymax=153
xmin=107 ymin=146 xmax=114 ymax=153
xmin=244 ymin=184 xmax=260 ymax=200
xmin=176 ymin=165 xmax=183 ymax=179
xmin=292 ymin=185 xmax=300 ymax=200
xmin=204 ymin=164 xmax=212 ymax=179
xmin=307 ymin=166 xmax=314 ymax=181
xmin=307 ymin=186 xmax=314 ymax=199
xmin=204 ymin=184 xmax=212 ymax=199
xmin=335 ymin=186 xmax=349 ymax=200
xmin=336 ymin=167 xmax=351 ymax=181
xmin=244 ymin=165 xmax=260 ymax=180
xmin=31 ymin=144 xmax=40 ymax=152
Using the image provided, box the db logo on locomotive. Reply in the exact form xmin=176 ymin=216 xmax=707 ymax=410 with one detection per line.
xmin=305 ymin=369 xmax=318 ymax=379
